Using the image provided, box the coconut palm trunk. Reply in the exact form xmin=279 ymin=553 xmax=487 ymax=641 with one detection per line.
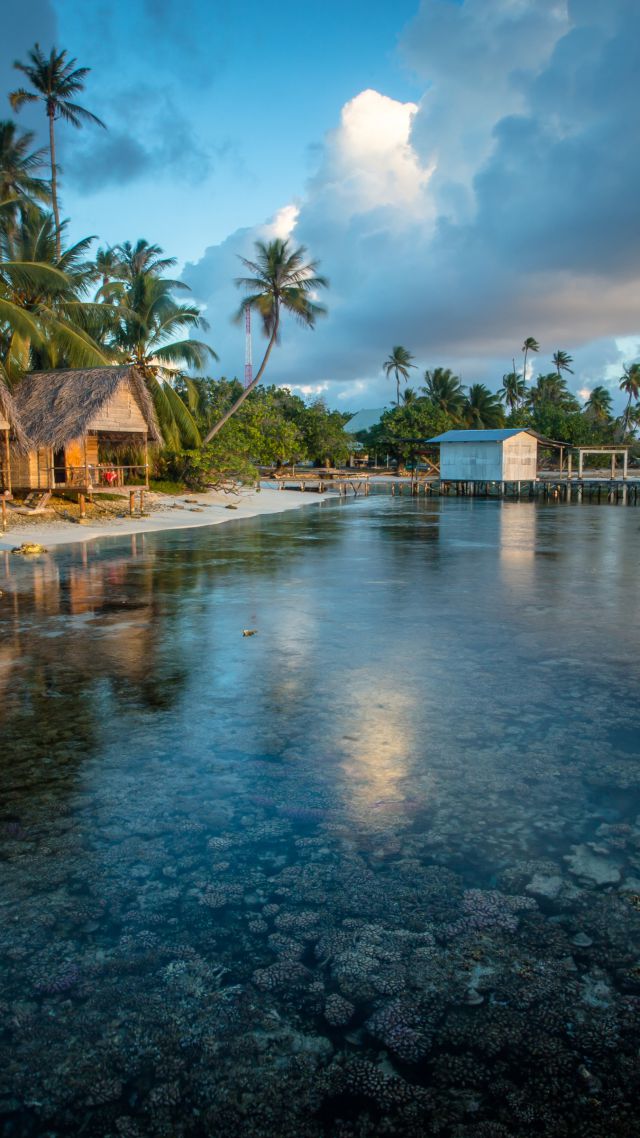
xmin=202 ymin=311 xmax=280 ymax=444
xmin=47 ymin=110 xmax=61 ymax=259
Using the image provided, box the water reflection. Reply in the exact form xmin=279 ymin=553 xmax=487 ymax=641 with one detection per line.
xmin=1 ymin=500 xmax=639 ymax=1138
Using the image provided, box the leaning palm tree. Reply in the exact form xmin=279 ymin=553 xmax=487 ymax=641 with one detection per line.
xmin=0 ymin=120 xmax=50 ymax=233
xmin=500 ymin=370 xmax=527 ymax=412
xmin=383 ymin=345 xmax=416 ymax=407
xmin=521 ymin=336 xmax=539 ymax=381
xmin=422 ymin=367 xmax=465 ymax=419
xmin=202 ymin=238 xmax=328 ymax=445
xmin=10 ymin=44 xmax=105 ymax=258
xmin=619 ymin=363 xmax=640 ymax=434
xmin=463 ymin=384 xmax=505 ymax=429
xmin=584 ymin=385 xmax=613 ymax=423
xmin=552 ymin=349 xmax=573 ymax=378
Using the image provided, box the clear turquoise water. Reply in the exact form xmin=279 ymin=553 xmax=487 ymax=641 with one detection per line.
xmin=1 ymin=496 xmax=639 ymax=1137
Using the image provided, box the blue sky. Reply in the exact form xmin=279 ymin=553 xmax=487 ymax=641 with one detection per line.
xmin=2 ymin=1 xmax=639 ymax=409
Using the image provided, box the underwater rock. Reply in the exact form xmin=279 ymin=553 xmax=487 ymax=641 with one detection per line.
xmin=252 ymin=961 xmax=312 ymax=992
xmin=11 ymin=542 xmax=47 ymax=555
xmin=525 ymin=873 xmax=564 ymax=900
xmin=365 ymin=998 xmax=431 ymax=1063
xmin=571 ymin=932 xmax=593 ymax=947
xmin=565 ymin=845 xmax=621 ymax=886
xmin=323 ymin=993 xmax=354 ymax=1027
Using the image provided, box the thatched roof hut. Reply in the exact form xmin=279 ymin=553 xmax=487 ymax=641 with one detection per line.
xmin=0 ymin=380 xmax=29 ymax=450
xmin=14 ymin=366 xmax=162 ymax=448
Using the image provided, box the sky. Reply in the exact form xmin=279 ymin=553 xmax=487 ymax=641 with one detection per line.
xmin=1 ymin=0 xmax=639 ymax=410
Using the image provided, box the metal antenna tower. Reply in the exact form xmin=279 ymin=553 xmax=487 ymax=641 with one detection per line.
xmin=244 ymin=307 xmax=253 ymax=388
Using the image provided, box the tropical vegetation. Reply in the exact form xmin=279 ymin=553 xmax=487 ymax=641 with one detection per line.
xmin=383 ymin=346 xmax=416 ymax=406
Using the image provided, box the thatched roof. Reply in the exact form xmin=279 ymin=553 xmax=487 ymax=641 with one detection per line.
xmin=0 ymin=380 xmax=29 ymax=451
xmin=14 ymin=366 xmax=162 ymax=448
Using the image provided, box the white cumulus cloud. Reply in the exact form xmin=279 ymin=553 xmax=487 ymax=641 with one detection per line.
xmin=183 ymin=0 xmax=640 ymax=410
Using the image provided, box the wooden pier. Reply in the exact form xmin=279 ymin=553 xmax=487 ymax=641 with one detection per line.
xmin=263 ymin=471 xmax=371 ymax=496
xmin=387 ymin=474 xmax=640 ymax=504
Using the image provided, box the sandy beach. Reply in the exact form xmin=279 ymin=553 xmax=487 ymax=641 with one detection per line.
xmin=0 ymin=484 xmax=333 ymax=552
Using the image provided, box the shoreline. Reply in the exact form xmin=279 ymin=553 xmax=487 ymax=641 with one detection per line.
xmin=0 ymin=485 xmax=336 ymax=553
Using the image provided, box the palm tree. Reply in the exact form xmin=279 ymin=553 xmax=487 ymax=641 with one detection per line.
xmin=102 ymin=266 xmax=217 ymax=448
xmin=202 ymin=238 xmax=328 ymax=445
xmin=500 ymin=370 xmax=527 ymax=412
xmin=522 ymin=336 xmax=539 ymax=381
xmin=383 ymin=345 xmax=416 ymax=406
xmin=528 ymin=373 xmax=579 ymax=412
xmin=10 ymin=44 xmax=105 ymax=258
xmin=94 ymin=245 xmax=121 ymax=289
xmin=402 ymin=387 xmax=417 ymax=404
xmin=1 ymin=207 xmax=107 ymax=378
xmin=463 ymin=384 xmax=505 ymax=428
xmin=0 ymin=120 xmax=50 ymax=232
xmin=584 ymin=385 xmax=613 ymax=422
xmin=619 ymin=363 xmax=640 ymax=434
xmin=422 ymin=367 xmax=465 ymax=418
xmin=552 ymin=349 xmax=573 ymax=378
xmin=113 ymin=239 xmax=178 ymax=281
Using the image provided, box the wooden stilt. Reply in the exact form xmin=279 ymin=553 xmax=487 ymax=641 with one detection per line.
xmin=129 ymin=490 xmax=135 ymax=516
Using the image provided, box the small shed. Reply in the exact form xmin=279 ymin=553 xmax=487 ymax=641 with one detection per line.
xmin=11 ymin=366 xmax=161 ymax=492
xmin=0 ymin=381 xmax=29 ymax=495
xmin=428 ymin=429 xmax=539 ymax=482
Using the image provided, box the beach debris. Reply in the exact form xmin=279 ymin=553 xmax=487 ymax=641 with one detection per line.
xmin=11 ymin=542 xmax=47 ymax=555
xmin=225 ymin=504 xmax=239 ymax=510
xmin=242 ymin=629 xmax=258 ymax=637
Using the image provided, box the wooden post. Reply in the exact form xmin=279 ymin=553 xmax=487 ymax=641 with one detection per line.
xmin=611 ymin=451 xmax=615 ymax=479
xmin=578 ymin=450 xmax=583 ymax=478
xmin=129 ymin=490 xmax=135 ymax=516
xmin=3 ymin=430 xmax=10 ymax=496
xmin=139 ymin=489 xmax=145 ymax=514
xmin=78 ymin=493 xmax=86 ymax=519
xmin=144 ymin=434 xmax=149 ymax=487
xmin=623 ymin=449 xmax=628 ymax=479
xmin=1 ymin=496 xmax=7 ymax=532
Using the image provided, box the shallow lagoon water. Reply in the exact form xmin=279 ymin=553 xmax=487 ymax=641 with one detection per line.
xmin=1 ymin=495 xmax=639 ymax=1137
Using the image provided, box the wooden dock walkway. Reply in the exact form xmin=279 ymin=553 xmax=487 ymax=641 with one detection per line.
xmin=262 ymin=471 xmax=371 ymax=496
xmin=388 ymin=474 xmax=640 ymax=504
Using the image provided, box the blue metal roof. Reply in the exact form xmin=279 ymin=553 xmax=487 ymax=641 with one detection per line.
xmin=427 ymin=429 xmax=534 ymax=443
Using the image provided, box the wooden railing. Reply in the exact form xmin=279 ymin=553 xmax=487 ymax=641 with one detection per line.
xmin=51 ymin=464 xmax=149 ymax=489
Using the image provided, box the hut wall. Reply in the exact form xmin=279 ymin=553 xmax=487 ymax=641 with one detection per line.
xmin=10 ymin=446 xmax=52 ymax=490
xmin=86 ymin=435 xmax=99 ymax=465
xmin=501 ymin=434 xmax=538 ymax=481
xmin=88 ymin=380 xmax=148 ymax=434
xmin=439 ymin=441 xmax=503 ymax=482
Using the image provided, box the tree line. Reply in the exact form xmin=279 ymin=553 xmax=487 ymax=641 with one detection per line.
xmin=373 ymin=342 xmax=640 ymax=463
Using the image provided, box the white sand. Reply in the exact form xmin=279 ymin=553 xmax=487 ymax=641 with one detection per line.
xmin=0 ymin=485 xmax=333 ymax=552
